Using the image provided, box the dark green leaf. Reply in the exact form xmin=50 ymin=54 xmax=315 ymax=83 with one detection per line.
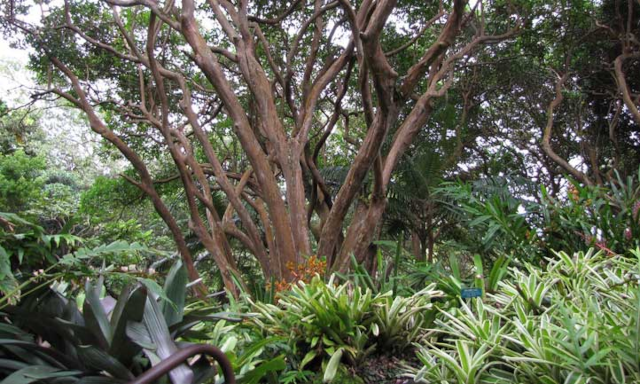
xmin=161 ymin=260 xmax=187 ymax=327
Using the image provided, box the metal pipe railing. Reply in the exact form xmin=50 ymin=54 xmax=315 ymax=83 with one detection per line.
xmin=130 ymin=344 xmax=235 ymax=384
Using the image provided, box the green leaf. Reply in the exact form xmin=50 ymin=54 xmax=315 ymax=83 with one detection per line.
xmin=0 ymin=245 xmax=10 ymax=279
xmin=76 ymin=377 xmax=125 ymax=384
xmin=77 ymin=346 xmax=134 ymax=380
xmin=126 ymin=321 xmax=155 ymax=349
xmin=473 ymin=254 xmax=485 ymax=293
xmin=371 ymin=322 xmax=379 ymax=336
xmin=0 ymin=212 xmax=41 ymax=228
xmin=469 ymin=215 xmax=491 ymax=227
xmin=0 ymin=358 xmax=28 ymax=371
xmin=235 ymin=336 xmax=286 ymax=368
xmin=16 ymin=248 xmax=24 ymax=265
xmin=140 ymin=296 xmax=193 ymax=384
xmin=83 ymin=278 xmax=111 ymax=349
xmin=0 ymin=366 xmax=82 ymax=384
xmin=108 ymin=284 xmax=147 ymax=363
xmin=138 ymin=278 xmax=174 ymax=307
xmin=449 ymin=255 xmax=461 ymax=280
xmin=237 ymin=356 xmax=286 ymax=384
xmin=300 ymin=351 xmax=317 ymax=370
xmin=221 ymin=335 xmax=238 ymax=353
xmin=0 ymin=339 xmax=78 ymax=368
xmin=323 ymin=348 xmax=343 ymax=383
xmin=161 ymin=260 xmax=187 ymax=327
xmin=71 ymin=241 xmax=146 ymax=260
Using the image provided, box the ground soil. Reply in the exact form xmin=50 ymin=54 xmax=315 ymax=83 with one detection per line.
xmin=352 ymin=353 xmax=419 ymax=384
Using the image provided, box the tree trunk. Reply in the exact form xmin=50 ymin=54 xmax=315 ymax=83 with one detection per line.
xmin=411 ymin=231 xmax=425 ymax=261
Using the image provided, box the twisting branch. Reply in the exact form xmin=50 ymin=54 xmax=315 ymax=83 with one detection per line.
xmin=541 ymin=72 xmax=594 ymax=186
xmin=103 ymin=0 xmax=180 ymax=30
xmin=46 ymin=54 xmax=207 ymax=296
xmin=248 ymin=0 xmax=304 ymax=24
xmin=399 ymin=0 xmax=466 ymax=98
xmin=385 ymin=6 xmax=445 ymax=57
xmin=613 ymin=53 xmax=640 ymax=126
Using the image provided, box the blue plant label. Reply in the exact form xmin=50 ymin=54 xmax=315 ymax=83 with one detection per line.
xmin=461 ymin=288 xmax=483 ymax=298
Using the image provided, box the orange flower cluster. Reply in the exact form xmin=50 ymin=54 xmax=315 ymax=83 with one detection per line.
xmin=569 ymin=185 xmax=580 ymax=202
xmin=271 ymin=255 xmax=327 ymax=293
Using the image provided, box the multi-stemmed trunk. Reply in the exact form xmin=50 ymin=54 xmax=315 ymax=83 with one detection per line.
xmin=9 ymin=0 xmax=524 ymax=294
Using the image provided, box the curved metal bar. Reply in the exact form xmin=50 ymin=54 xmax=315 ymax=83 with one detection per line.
xmin=130 ymin=344 xmax=235 ymax=384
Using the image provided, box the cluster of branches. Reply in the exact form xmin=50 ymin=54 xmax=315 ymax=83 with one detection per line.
xmin=2 ymin=0 xmax=637 ymax=295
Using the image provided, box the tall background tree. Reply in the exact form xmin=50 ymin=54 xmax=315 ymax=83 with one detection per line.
xmin=1 ymin=0 xmax=638 ymax=293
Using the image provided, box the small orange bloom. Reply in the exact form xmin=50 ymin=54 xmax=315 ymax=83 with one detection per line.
xmin=269 ymin=255 xmax=327 ymax=293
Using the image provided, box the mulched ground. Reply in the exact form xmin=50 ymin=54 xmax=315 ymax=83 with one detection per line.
xmin=352 ymin=354 xmax=419 ymax=384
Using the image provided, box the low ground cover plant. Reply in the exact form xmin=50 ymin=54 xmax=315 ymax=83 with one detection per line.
xmin=406 ymin=249 xmax=640 ymax=384
xmin=248 ymin=275 xmax=444 ymax=382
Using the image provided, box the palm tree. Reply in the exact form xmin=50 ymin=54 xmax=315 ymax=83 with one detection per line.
xmin=385 ymin=149 xmax=448 ymax=262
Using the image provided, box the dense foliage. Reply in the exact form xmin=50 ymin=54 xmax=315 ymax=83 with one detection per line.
xmin=409 ymin=249 xmax=640 ymax=384
xmin=0 ymin=0 xmax=639 ymax=382
xmin=2 ymin=0 xmax=638 ymax=293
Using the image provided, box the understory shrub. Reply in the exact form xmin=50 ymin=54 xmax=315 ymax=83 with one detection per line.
xmin=407 ymin=248 xmax=640 ymax=384
xmin=0 ymin=261 xmax=212 ymax=383
xmin=438 ymin=168 xmax=640 ymax=262
xmin=248 ymin=275 xmax=444 ymax=382
xmin=0 ymin=259 xmax=286 ymax=384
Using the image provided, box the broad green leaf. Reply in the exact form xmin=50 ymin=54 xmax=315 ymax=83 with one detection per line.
xmin=138 ymin=278 xmax=173 ymax=307
xmin=108 ymin=284 xmax=147 ymax=363
xmin=83 ymin=279 xmax=111 ymax=348
xmin=237 ymin=356 xmax=286 ymax=384
xmin=141 ymin=295 xmax=193 ymax=384
xmin=323 ymin=348 xmax=343 ymax=383
xmin=77 ymin=346 xmax=134 ymax=380
xmin=161 ymin=260 xmax=187 ymax=327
